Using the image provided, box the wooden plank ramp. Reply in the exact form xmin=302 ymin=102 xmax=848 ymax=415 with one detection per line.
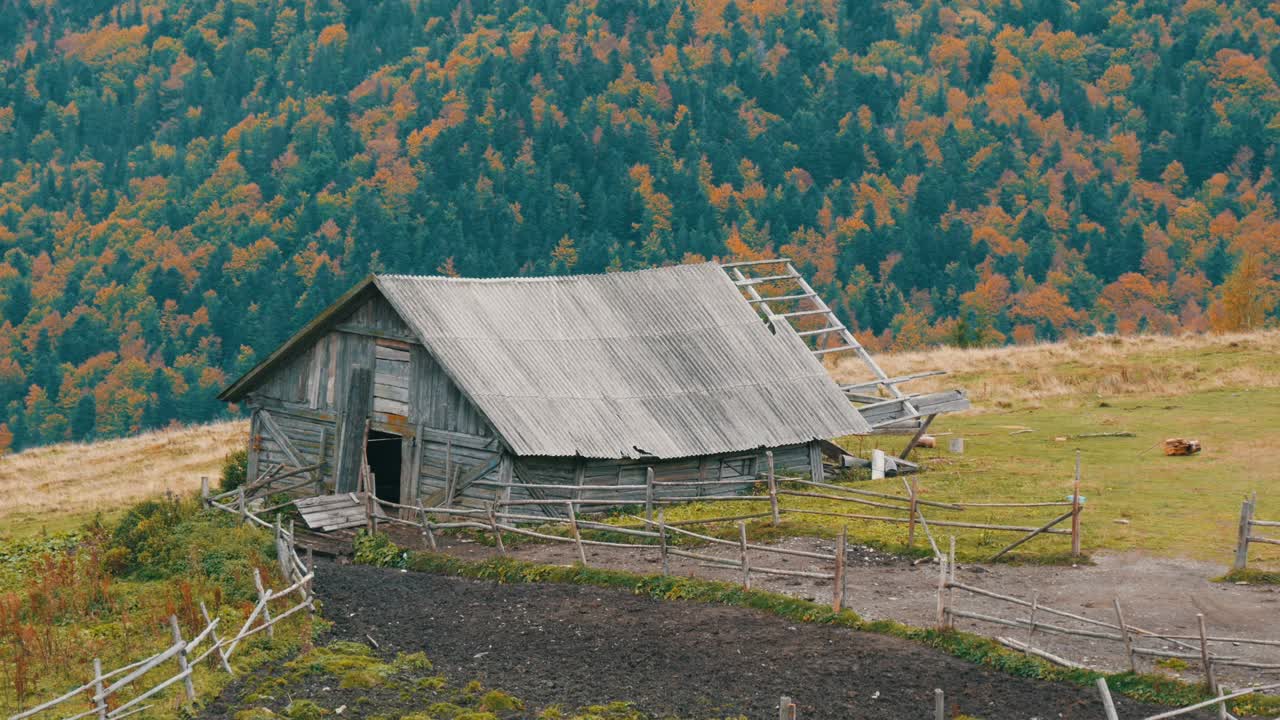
xmin=295 ymin=493 xmax=387 ymax=532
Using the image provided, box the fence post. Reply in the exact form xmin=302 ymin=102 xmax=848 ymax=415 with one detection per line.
xmin=275 ymin=515 xmax=292 ymax=583
xmin=832 ymin=525 xmax=847 ymax=612
xmin=933 ymin=688 xmax=944 ymax=720
xmin=738 ymin=521 xmax=751 ymax=589
xmin=1025 ymin=592 xmax=1040 ymax=653
xmin=947 ymin=535 xmax=956 ymax=617
xmin=238 ymin=487 xmax=247 ymax=525
xmin=1071 ymin=451 xmax=1082 ymax=558
xmin=1198 ymin=613 xmax=1219 ymax=697
xmin=568 ymin=501 xmax=587 ymax=565
xmin=200 ymin=477 xmax=210 ymax=508
xmin=416 ymin=500 xmax=438 ymax=551
xmin=92 ymin=658 xmax=107 ymax=720
xmin=645 ymin=467 xmax=655 ymax=523
xmin=936 ymin=553 xmax=949 ymax=629
xmin=1234 ymin=494 xmax=1255 ymax=571
xmin=658 ymin=508 xmax=670 ymax=576
xmin=170 ymin=615 xmax=196 ymax=703
xmin=254 ymin=568 xmax=274 ymax=640
xmin=487 ymin=502 xmax=506 ymax=555
xmin=778 ymin=696 xmax=797 ymax=720
xmin=1096 ymin=677 xmax=1120 ymax=720
xmin=906 ymin=476 xmax=919 ymax=547
xmin=200 ymin=600 xmax=234 ymax=674
xmin=1113 ymin=598 xmax=1134 ymax=672
xmin=766 ymin=450 xmax=779 ymax=526
xmin=305 ymin=548 xmax=315 ymax=609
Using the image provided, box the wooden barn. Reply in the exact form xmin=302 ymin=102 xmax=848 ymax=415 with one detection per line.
xmin=218 ymin=262 xmax=876 ymax=519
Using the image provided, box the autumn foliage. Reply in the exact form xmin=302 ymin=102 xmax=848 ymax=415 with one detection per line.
xmin=0 ymin=0 xmax=1277 ymax=451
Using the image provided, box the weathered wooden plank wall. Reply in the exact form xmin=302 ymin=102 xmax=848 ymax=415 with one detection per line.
xmin=237 ymin=290 xmax=825 ymax=513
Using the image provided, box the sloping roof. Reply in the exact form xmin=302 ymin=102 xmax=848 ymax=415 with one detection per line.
xmin=373 ymin=263 xmax=870 ymax=458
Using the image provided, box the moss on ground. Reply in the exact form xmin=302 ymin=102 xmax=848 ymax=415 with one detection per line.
xmin=229 ymin=638 xmax=689 ymax=720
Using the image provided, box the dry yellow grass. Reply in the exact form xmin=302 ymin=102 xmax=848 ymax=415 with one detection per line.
xmin=831 ymin=330 xmax=1280 ymax=408
xmin=0 ymin=420 xmax=247 ymax=537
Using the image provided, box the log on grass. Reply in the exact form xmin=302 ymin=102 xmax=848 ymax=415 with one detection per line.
xmin=1163 ymin=438 xmax=1202 ymax=456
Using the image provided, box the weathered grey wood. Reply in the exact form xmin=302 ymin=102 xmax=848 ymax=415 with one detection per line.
xmin=766 ymin=450 xmax=779 ymax=526
xmin=988 ymin=510 xmax=1076 ymax=561
xmin=808 ymin=440 xmax=823 ymax=484
xmin=658 ymin=508 xmax=669 ymax=575
xmin=334 ymin=366 xmax=372 ymax=492
xmin=335 ymin=323 xmax=415 ymax=343
xmin=832 ymin=525 xmax=847 ymax=611
xmin=169 ymin=615 xmax=196 ymax=702
xmin=1072 ymin=451 xmax=1082 ymax=557
xmin=567 ymin=502 xmax=587 ymax=565
xmin=1234 ymin=494 xmax=1256 ymax=570
xmin=200 ymin=601 xmax=233 ymax=674
xmin=1097 ymin=678 xmax=1120 ymax=720
xmin=1198 ymin=613 xmax=1219 ymax=698
xmin=1114 ymin=599 xmax=1135 ymax=672
xmin=93 ymin=658 xmax=107 ymax=720
xmin=257 ymin=410 xmax=309 ymax=471
xmin=245 ymin=411 xmax=262 ymax=489
xmin=899 ymin=413 xmax=936 ymax=460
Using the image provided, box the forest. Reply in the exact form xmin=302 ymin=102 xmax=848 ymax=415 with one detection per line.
xmin=0 ymin=0 xmax=1277 ymax=451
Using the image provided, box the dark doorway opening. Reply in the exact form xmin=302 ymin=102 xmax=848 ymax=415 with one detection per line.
xmin=366 ymin=430 xmax=402 ymax=503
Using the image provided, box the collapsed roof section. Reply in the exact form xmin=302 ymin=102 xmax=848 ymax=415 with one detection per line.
xmin=721 ymin=259 xmax=970 ymax=462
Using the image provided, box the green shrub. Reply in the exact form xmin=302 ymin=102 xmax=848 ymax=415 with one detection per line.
xmin=354 ymin=530 xmax=407 ymax=568
xmin=222 ymin=449 xmax=249 ymax=492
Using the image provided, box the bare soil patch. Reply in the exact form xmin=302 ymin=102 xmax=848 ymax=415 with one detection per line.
xmin=393 ymin=527 xmax=1280 ymax=689
xmin=201 ymin=560 xmax=1216 ymax=719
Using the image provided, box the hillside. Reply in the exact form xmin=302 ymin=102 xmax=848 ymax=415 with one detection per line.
xmin=2 ymin=0 xmax=1280 ymax=452
xmin=0 ymin=419 xmax=244 ymax=536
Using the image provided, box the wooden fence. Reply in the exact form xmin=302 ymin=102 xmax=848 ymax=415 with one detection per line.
xmin=1096 ymin=678 xmax=1280 ymax=720
xmin=938 ymin=567 xmax=1280 ymax=695
xmin=8 ymin=510 xmax=315 ymax=720
xmin=353 ymin=448 xmax=1087 ymax=565
xmin=1233 ymin=492 xmax=1278 ymax=572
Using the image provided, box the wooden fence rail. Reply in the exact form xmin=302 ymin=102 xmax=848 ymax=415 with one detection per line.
xmin=1096 ymin=677 xmax=1280 ymax=720
xmin=941 ymin=569 xmax=1280 ymax=695
xmin=9 ymin=499 xmax=316 ymax=720
xmin=1233 ymin=492 xmax=1278 ymax=571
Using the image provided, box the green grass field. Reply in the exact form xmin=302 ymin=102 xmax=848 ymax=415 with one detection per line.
xmin=660 ymin=333 xmax=1280 ymax=566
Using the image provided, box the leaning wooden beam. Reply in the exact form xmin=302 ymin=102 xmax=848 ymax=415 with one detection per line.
xmin=200 ymin=602 xmax=233 ymax=674
xmin=1140 ymin=683 xmax=1280 ymax=720
xmin=720 ymin=257 xmax=793 ymax=268
xmin=841 ymin=370 xmax=948 ymax=392
xmin=949 ymin=609 xmax=1123 ymax=642
xmin=630 ymin=515 xmax=836 ymax=561
xmin=996 ymin=637 xmax=1088 ymax=669
xmin=988 ymin=510 xmax=1076 ymax=561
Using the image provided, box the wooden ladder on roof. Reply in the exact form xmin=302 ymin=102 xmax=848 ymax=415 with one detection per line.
xmin=721 ymin=258 xmax=970 ymax=460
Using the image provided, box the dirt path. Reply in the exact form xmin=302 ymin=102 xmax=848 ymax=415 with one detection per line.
xmin=399 ymin=528 xmax=1280 ymax=688
xmin=309 ymin=561 xmax=1203 ymax=719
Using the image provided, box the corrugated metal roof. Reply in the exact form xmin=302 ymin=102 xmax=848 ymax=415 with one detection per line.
xmin=374 ymin=263 xmax=870 ymax=459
